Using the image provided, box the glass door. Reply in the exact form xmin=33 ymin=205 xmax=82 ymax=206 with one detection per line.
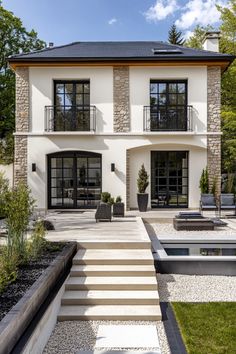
xmin=151 ymin=151 xmax=188 ymax=208
xmin=48 ymin=151 xmax=101 ymax=209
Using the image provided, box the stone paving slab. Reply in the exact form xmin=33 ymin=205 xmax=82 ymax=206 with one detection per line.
xmin=95 ymin=325 xmax=160 ymax=349
xmin=78 ymin=351 xmax=161 ymax=354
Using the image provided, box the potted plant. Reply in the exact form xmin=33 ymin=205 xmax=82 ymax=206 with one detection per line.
xmin=113 ymin=196 xmax=125 ymax=217
xmin=137 ymin=164 xmax=149 ymax=212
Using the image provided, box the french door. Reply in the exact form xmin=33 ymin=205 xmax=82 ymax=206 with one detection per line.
xmin=151 ymin=151 xmax=188 ymax=208
xmin=48 ymin=151 xmax=101 ymax=209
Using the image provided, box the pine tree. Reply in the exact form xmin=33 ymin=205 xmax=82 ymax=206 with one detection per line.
xmin=168 ymin=24 xmax=185 ymax=45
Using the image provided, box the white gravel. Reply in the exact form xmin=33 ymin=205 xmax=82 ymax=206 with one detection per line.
xmin=152 ymin=220 xmax=236 ymax=239
xmin=43 ymin=320 xmax=170 ymax=354
xmin=157 ymin=273 xmax=236 ymax=302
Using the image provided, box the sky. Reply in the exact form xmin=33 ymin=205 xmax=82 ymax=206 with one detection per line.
xmin=2 ymin=0 xmax=227 ymax=45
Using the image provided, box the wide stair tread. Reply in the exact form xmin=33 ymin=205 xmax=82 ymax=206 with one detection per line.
xmin=65 ymin=276 xmax=158 ymax=290
xmin=70 ymin=264 xmax=155 ymax=276
xmin=73 ymin=249 xmax=154 ymax=265
xmin=62 ymin=290 xmax=159 ymax=305
xmin=58 ymin=305 xmax=162 ymax=321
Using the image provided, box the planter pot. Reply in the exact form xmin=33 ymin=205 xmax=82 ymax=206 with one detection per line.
xmin=113 ymin=202 xmax=125 ymax=217
xmin=137 ymin=193 xmax=148 ymax=212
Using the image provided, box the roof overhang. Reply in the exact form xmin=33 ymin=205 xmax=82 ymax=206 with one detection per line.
xmin=8 ymin=57 xmax=234 ymax=71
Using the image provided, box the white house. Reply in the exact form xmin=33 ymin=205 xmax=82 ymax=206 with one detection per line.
xmin=8 ymin=34 xmax=234 ymax=210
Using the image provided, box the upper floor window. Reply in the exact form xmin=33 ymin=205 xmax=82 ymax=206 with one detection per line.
xmin=144 ymin=80 xmax=190 ymax=131
xmin=45 ymin=80 xmax=96 ymax=132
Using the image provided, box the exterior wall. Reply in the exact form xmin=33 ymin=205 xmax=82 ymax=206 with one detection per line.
xmin=207 ymin=67 xmax=221 ymax=194
xmin=130 ymin=66 xmax=208 ymax=132
xmin=14 ymin=67 xmax=29 ymax=185
xmin=29 ymin=67 xmax=113 ymax=133
xmin=27 ymin=135 xmax=206 ymax=209
xmin=113 ymin=66 xmax=130 ymax=132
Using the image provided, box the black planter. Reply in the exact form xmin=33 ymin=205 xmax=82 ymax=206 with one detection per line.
xmin=113 ymin=202 xmax=125 ymax=217
xmin=137 ymin=193 xmax=148 ymax=212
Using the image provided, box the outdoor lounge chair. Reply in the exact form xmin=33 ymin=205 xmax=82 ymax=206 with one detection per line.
xmin=95 ymin=203 xmax=112 ymax=222
xmin=219 ymin=194 xmax=236 ymax=216
xmin=200 ymin=194 xmax=218 ymax=214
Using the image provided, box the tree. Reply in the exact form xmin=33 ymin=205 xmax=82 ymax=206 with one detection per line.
xmin=0 ymin=4 xmax=46 ymax=163
xmin=185 ymin=0 xmax=236 ymax=173
xmin=168 ymin=24 xmax=185 ymax=45
xmin=137 ymin=164 xmax=149 ymax=193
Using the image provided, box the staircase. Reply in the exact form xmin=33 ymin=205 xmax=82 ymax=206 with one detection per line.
xmin=58 ymin=219 xmax=161 ymax=321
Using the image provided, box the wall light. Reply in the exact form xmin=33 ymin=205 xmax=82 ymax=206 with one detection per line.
xmin=111 ymin=163 xmax=115 ymax=172
xmin=32 ymin=163 xmax=36 ymax=172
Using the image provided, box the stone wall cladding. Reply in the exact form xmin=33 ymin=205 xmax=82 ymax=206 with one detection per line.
xmin=207 ymin=67 xmax=221 ymax=194
xmin=126 ymin=149 xmax=130 ymax=210
xmin=113 ymin=66 xmax=130 ymax=132
xmin=14 ymin=67 xmax=29 ymax=185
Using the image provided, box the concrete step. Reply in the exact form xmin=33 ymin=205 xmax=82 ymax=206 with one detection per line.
xmin=70 ymin=265 xmax=156 ymax=277
xmin=73 ymin=249 xmax=154 ymax=265
xmin=61 ymin=290 xmax=159 ymax=305
xmin=76 ymin=241 xmax=151 ymax=249
xmin=65 ymin=276 xmax=158 ymax=290
xmin=58 ymin=305 xmax=162 ymax=321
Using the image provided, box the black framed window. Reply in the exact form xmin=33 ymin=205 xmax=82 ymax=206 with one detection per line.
xmin=54 ymin=80 xmax=90 ymax=131
xmin=150 ymin=80 xmax=187 ymax=131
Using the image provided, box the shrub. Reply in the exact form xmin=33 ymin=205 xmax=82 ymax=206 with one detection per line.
xmin=137 ymin=164 xmax=149 ymax=193
xmin=115 ymin=196 xmax=122 ymax=203
xmin=101 ymin=192 xmax=111 ymax=203
xmin=28 ymin=220 xmax=46 ymax=260
xmin=199 ymin=168 xmax=209 ymax=193
xmin=42 ymin=219 xmax=55 ymax=230
xmin=108 ymin=197 xmax=115 ymax=205
xmin=0 ymin=249 xmax=18 ymax=294
xmin=4 ymin=183 xmax=35 ymax=262
xmin=0 ymin=172 xmax=9 ymax=218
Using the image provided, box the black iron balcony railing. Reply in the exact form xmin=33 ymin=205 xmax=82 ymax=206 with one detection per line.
xmin=143 ymin=105 xmax=193 ymax=132
xmin=45 ymin=105 xmax=96 ymax=132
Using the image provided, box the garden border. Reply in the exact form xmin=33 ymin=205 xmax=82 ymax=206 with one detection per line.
xmin=0 ymin=241 xmax=77 ymax=354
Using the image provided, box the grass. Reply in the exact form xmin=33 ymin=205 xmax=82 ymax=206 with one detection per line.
xmin=172 ymin=302 xmax=236 ymax=354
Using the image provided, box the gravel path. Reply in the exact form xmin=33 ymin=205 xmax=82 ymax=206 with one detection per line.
xmin=157 ymin=273 xmax=236 ymax=302
xmin=43 ymin=320 xmax=170 ymax=354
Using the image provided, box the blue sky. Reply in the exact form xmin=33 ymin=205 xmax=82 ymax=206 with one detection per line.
xmin=2 ymin=0 xmax=226 ymax=45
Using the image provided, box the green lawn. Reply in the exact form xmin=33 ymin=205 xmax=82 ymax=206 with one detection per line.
xmin=172 ymin=302 xmax=236 ymax=354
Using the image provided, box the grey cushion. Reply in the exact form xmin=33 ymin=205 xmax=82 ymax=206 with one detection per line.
xmin=220 ymin=194 xmax=235 ymax=206
xmin=201 ymin=194 xmax=216 ymax=207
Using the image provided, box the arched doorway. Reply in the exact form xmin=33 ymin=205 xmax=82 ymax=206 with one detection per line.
xmin=48 ymin=151 xmax=102 ymax=209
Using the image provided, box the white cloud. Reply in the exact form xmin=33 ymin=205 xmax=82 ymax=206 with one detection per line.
xmin=183 ymin=30 xmax=194 ymax=40
xmin=144 ymin=0 xmax=179 ymax=22
xmin=175 ymin=0 xmax=227 ymax=30
xmin=108 ymin=18 xmax=117 ymax=25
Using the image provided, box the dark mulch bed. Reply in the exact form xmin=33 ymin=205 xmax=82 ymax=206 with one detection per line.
xmin=0 ymin=242 xmax=67 ymax=322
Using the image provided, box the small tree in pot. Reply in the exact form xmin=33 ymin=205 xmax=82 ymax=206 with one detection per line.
xmin=137 ymin=164 xmax=149 ymax=212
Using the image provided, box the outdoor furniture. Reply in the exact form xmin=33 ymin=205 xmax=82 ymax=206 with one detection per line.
xmin=219 ymin=194 xmax=236 ymax=216
xmin=95 ymin=203 xmax=112 ymax=222
xmin=173 ymin=217 xmax=214 ymax=231
xmin=199 ymin=194 xmax=218 ymax=214
xmin=113 ymin=202 xmax=125 ymax=217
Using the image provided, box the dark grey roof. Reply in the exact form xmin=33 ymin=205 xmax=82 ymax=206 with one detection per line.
xmin=8 ymin=41 xmax=234 ymax=62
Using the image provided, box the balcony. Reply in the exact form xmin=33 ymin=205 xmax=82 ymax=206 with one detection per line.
xmin=45 ymin=105 xmax=96 ymax=132
xmin=143 ymin=105 xmax=193 ymax=132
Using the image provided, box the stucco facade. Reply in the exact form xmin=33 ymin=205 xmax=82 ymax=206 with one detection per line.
xmin=12 ymin=63 xmax=221 ymax=210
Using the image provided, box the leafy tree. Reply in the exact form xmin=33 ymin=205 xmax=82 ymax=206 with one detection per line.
xmin=185 ymin=0 xmax=236 ymax=173
xmin=168 ymin=24 xmax=185 ymax=45
xmin=0 ymin=3 xmax=46 ymax=164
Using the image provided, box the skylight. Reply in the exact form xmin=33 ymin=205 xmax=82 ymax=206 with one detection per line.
xmin=152 ymin=48 xmax=183 ymax=55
